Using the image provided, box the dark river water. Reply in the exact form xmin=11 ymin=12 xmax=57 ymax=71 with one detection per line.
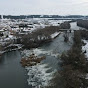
xmin=0 ymin=51 xmax=30 ymax=88
xmin=0 ymin=22 xmax=80 ymax=88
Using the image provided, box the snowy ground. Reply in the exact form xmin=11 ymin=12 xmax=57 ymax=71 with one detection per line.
xmin=82 ymin=40 xmax=88 ymax=58
xmin=26 ymin=63 xmax=56 ymax=87
xmin=21 ymin=48 xmax=59 ymax=87
xmin=21 ymin=48 xmax=59 ymax=58
xmin=51 ymin=32 xmax=60 ymax=39
xmin=82 ymin=40 xmax=88 ymax=80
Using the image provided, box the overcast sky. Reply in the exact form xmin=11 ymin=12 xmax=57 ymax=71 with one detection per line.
xmin=0 ymin=0 xmax=88 ymax=15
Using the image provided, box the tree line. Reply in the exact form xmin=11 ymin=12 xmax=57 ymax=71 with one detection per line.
xmin=77 ymin=20 xmax=88 ymax=29
xmin=46 ymin=30 xmax=88 ymax=88
xmin=0 ymin=15 xmax=86 ymax=19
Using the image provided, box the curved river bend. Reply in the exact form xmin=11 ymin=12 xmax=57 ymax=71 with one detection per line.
xmin=0 ymin=22 xmax=80 ymax=88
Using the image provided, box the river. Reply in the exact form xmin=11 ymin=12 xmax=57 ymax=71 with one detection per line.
xmin=0 ymin=50 xmax=30 ymax=88
xmin=0 ymin=21 xmax=80 ymax=88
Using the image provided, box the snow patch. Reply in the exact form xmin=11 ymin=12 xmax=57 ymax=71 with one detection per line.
xmin=26 ymin=63 xmax=56 ymax=87
xmin=51 ymin=32 xmax=60 ymax=39
xmin=82 ymin=40 xmax=88 ymax=58
xmin=21 ymin=48 xmax=59 ymax=57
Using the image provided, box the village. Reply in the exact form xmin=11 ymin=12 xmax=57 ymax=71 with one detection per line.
xmin=0 ymin=14 xmax=88 ymax=88
xmin=0 ymin=15 xmax=63 ymax=55
xmin=0 ymin=15 xmax=72 ymax=56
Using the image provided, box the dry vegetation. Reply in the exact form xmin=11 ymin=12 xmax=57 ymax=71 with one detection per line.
xmin=16 ymin=22 xmax=71 ymax=49
xmin=77 ymin=20 xmax=88 ymax=29
xmin=60 ymin=31 xmax=88 ymax=88
xmin=46 ymin=30 xmax=88 ymax=88
xmin=59 ymin=21 xmax=71 ymax=29
xmin=16 ymin=26 xmax=60 ymax=48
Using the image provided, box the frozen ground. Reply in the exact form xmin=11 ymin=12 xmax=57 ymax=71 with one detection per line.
xmin=82 ymin=40 xmax=88 ymax=80
xmin=51 ymin=32 xmax=60 ymax=38
xmin=26 ymin=63 xmax=56 ymax=87
xmin=21 ymin=48 xmax=59 ymax=87
xmin=82 ymin=40 xmax=88 ymax=58
xmin=21 ymin=48 xmax=59 ymax=58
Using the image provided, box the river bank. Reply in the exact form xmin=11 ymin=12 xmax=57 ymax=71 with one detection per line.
xmin=0 ymin=31 xmax=72 ymax=88
xmin=47 ymin=30 xmax=88 ymax=88
xmin=0 ymin=21 xmax=70 ymax=57
xmin=21 ymin=31 xmax=73 ymax=87
xmin=0 ymin=21 xmax=77 ymax=88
